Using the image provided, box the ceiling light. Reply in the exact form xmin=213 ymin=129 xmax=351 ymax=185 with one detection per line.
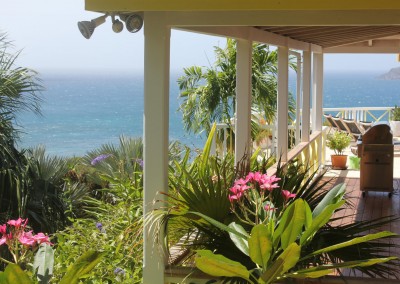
xmin=111 ymin=15 xmax=124 ymax=33
xmin=77 ymin=14 xmax=108 ymax=39
xmin=121 ymin=14 xmax=143 ymax=33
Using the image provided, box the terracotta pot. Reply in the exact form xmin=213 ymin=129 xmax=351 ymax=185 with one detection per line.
xmin=331 ymin=155 xmax=348 ymax=169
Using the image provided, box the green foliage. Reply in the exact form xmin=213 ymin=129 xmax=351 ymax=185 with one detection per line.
xmin=326 ymin=131 xmax=352 ymax=155
xmin=52 ymin=202 xmax=143 ymax=283
xmin=0 ymin=251 xmax=104 ymax=284
xmin=391 ymin=105 xmax=400 ymax=121
xmin=178 ymin=39 xmax=296 ymax=136
xmin=194 ymin=198 xmax=397 ymax=283
xmin=33 ymin=244 xmax=54 ymax=283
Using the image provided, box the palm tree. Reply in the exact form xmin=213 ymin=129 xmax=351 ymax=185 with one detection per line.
xmin=178 ymin=39 xmax=296 ymax=136
xmin=0 ymin=32 xmax=43 ymax=224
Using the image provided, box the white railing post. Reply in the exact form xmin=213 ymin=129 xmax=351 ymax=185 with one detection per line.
xmin=302 ymin=50 xmax=311 ymax=143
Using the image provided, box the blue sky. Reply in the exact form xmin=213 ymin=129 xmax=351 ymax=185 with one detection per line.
xmin=1 ymin=0 xmax=400 ymax=75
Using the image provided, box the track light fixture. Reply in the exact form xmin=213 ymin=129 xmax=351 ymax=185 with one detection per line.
xmin=120 ymin=14 xmax=143 ymax=33
xmin=111 ymin=15 xmax=124 ymax=33
xmin=78 ymin=13 xmax=143 ymax=39
xmin=77 ymin=14 xmax=108 ymax=39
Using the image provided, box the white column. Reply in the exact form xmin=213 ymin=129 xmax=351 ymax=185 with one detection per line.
xmin=235 ymin=39 xmax=252 ymax=165
xmin=277 ymin=46 xmax=289 ymax=162
xmin=289 ymin=51 xmax=302 ymax=145
xmin=302 ymin=51 xmax=311 ymax=142
xmin=312 ymin=53 xmax=324 ymax=132
xmin=143 ymin=12 xmax=170 ymax=284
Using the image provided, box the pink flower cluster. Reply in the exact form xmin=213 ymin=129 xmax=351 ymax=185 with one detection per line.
xmin=228 ymin=172 xmax=281 ymax=202
xmin=0 ymin=218 xmax=51 ymax=247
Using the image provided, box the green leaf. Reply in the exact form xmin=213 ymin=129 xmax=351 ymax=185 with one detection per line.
xmin=249 ymin=224 xmax=272 ymax=269
xmin=260 ymin=243 xmax=301 ymax=283
xmin=281 ymin=199 xmax=306 ymax=249
xmin=59 ymin=250 xmax=104 ymax=284
xmin=305 ymin=231 xmax=397 ymax=258
xmin=33 ymin=243 xmax=54 ymax=284
xmin=187 ymin=211 xmax=248 ymax=239
xmin=195 ymin=250 xmax=250 ymax=280
xmin=0 ymin=264 xmax=33 ymax=284
xmin=200 ymin=123 xmax=216 ymax=176
xmin=312 ymin=183 xmax=346 ymax=218
xmin=285 ymin=257 xmax=397 ymax=279
xmin=300 ymin=200 xmax=345 ymax=245
xmin=228 ymin=222 xmax=249 ymax=256
xmin=273 ymin=199 xmax=306 ymax=249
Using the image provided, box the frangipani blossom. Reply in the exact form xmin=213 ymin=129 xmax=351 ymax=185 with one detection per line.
xmin=33 ymin=232 xmax=52 ymax=245
xmin=18 ymin=231 xmax=35 ymax=246
xmin=7 ymin=218 xmax=28 ymax=229
xmin=282 ymin=190 xmax=296 ymax=201
xmin=264 ymin=204 xmax=276 ymax=211
xmin=0 ymin=235 xmax=6 ymax=246
xmin=0 ymin=224 xmax=6 ymax=235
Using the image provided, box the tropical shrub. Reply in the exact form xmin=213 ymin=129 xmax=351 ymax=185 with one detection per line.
xmin=148 ymin=126 xmax=399 ymax=281
xmin=326 ymin=131 xmax=352 ymax=155
xmin=52 ymin=204 xmax=142 ymax=283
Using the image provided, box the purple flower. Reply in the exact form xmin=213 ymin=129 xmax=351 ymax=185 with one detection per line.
xmin=135 ymin=158 xmax=143 ymax=169
xmin=114 ymin=267 xmax=125 ymax=276
xmin=91 ymin=154 xmax=112 ymax=166
xmin=96 ymin=222 xmax=106 ymax=233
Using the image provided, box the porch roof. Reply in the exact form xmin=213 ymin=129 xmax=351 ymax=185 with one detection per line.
xmin=84 ymin=1 xmax=400 ymax=53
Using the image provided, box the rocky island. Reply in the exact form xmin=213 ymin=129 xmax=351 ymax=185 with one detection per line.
xmin=378 ymin=67 xmax=400 ymax=80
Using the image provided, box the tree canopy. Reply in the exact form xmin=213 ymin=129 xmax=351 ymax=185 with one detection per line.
xmin=178 ymin=39 xmax=296 ymax=136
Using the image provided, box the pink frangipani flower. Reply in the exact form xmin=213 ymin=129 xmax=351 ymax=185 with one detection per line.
xmin=33 ymin=233 xmax=52 ymax=245
xmin=0 ymin=235 xmax=6 ymax=246
xmin=18 ymin=231 xmax=36 ymax=247
xmin=7 ymin=218 xmax=28 ymax=229
xmin=264 ymin=204 xmax=276 ymax=211
xmin=0 ymin=224 xmax=6 ymax=235
xmin=282 ymin=190 xmax=296 ymax=201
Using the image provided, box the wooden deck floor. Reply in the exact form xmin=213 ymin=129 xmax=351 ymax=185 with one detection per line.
xmin=322 ymin=170 xmax=400 ymax=280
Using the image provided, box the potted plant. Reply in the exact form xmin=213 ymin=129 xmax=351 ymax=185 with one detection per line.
xmin=326 ymin=131 xmax=352 ymax=169
xmin=390 ymin=105 xmax=400 ymax=137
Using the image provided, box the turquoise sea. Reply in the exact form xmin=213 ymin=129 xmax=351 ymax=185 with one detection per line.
xmin=16 ymin=71 xmax=400 ymax=157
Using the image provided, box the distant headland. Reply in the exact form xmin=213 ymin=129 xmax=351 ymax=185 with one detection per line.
xmin=378 ymin=67 xmax=400 ymax=80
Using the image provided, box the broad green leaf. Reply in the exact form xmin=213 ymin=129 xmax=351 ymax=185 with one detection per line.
xmin=312 ymin=183 xmax=346 ymax=218
xmin=187 ymin=211 xmax=248 ymax=239
xmin=33 ymin=243 xmax=54 ymax=284
xmin=249 ymin=224 xmax=272 ymax=268
xmin=273 ymin=199 xmax=306 ymax=249
xmin=60 ymin=250 xmax=104 ymax=284
xmin=305 ymin=231 xmax=397 ymax=258
xmin=0 ymin=264 xmax=33 ymax=284
xmin=300 ymin=200 xmax=345 ymax=245
xmin=304 ymin=202 xmax=312 ymax=230
xmin=285 ymin=257 xmax=396 ymax=279
xmin=260 ymin=243 xmax=301 ymax=283
xmin=281 ymin=199 xmax=306 ymax=249
xmin=195 ymin=250 xmax=250 ymax=280
xmin=228 ymin=222 xmax=249 ymax=256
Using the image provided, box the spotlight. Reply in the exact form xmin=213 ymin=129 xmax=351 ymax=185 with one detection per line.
xmin=111 ymin=15 xmax=123 ymax=33
xmin=77 ymin=14 xmax=108 ymax=39
xmin=121 ymin=14 xmax=143 ymax=33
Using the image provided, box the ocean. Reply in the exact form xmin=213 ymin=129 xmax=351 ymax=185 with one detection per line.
xmin=16 ymin=71 xmax=400 ymax=157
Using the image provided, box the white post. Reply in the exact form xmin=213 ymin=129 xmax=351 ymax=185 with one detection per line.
xmin=302 ymin=51 xmax=311 ymax=143
xmin=312 ymin=52 xmax=324 ymax=169
xmin=289 ymin=51 xmax=302 ymax=145
xmin=143 ymin=12 xmax=170 ymax=284
xmin=235 ymin=39 xmax=252 ymax=165
xmin=277 ymin=46 xmax=289 ymax=162
xmin=312 ymin=53 xmax=324 ymax=132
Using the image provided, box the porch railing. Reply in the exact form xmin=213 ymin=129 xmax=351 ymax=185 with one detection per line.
xmin=211 ymin=106 xmax=394 ymax=158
